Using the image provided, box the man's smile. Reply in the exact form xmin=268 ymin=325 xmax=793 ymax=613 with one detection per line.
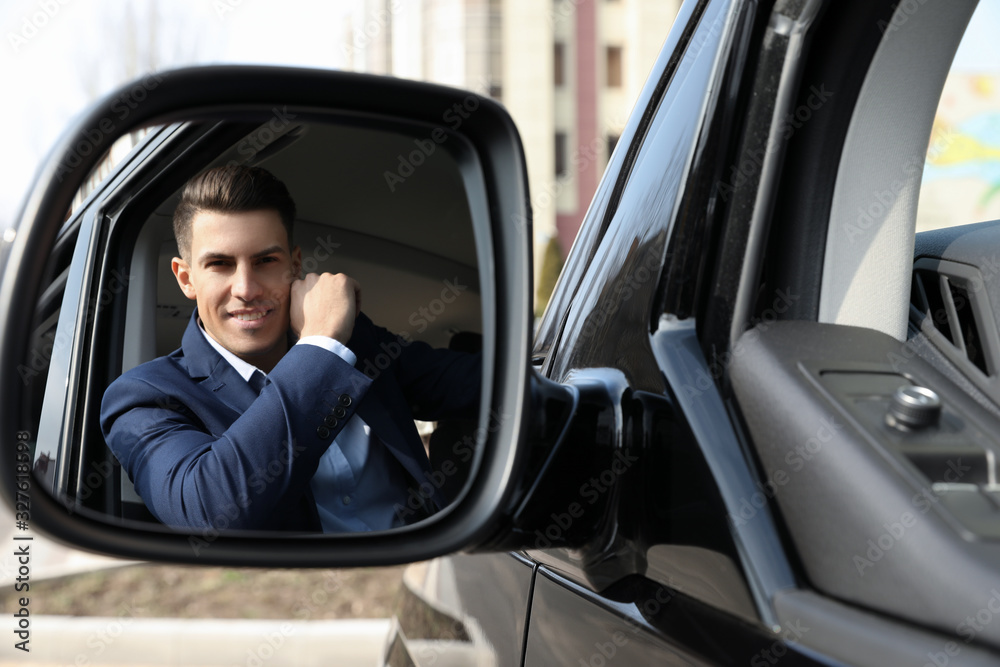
xmin=228 ymin=307 xmax=275 ymax=328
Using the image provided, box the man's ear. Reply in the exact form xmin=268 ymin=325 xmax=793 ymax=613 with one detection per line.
xmin=291 ymin=246 xmax=302 ymax=278
xmin=171 ymin=257 xmax=198 ymax=301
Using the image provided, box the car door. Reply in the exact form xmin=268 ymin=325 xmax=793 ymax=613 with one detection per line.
xmin=23 ymin=120 xmax=281 ymax=523
xmin=520 ymin=0 xmax=810 ymax=663
xmin=384 ymin=552 xmax=535 ymax=666
xmin=25 ymin=123 xmax=196 ymax=519
xmin=380 ymin=4 xmax=762 ymax=661
xmin=522 ymin=0 xmax=1000 ymax=663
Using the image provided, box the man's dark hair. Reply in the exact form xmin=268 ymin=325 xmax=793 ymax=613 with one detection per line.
xmin=173 ymin=165 xmax=296 ymax=259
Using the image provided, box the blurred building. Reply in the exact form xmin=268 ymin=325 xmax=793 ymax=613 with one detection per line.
xmin=342 ymin=0 xmax=680 ymax=286
xmin=916 ymin=73 xmax=1000 ymax=232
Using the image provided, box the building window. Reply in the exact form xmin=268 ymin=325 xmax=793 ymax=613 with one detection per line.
xmin=488 ymin=0 xmax=503 ymax=102
xmin=555 ymin=132 xmax=568 ymax=177
xmin=554 ymin=42 xmax=565 ymax=87
xmin=606 ymin=46 xmax=622 ymax=87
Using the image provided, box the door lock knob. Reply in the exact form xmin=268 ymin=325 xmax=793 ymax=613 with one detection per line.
xmin=887 ymin=386 xmax=941 ymax=430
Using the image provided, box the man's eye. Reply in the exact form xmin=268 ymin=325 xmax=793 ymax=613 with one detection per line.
xmin=206 ymin=260 xmax=227 ymax=267
xmin=257 ymin=256 xmax=278 ymax=264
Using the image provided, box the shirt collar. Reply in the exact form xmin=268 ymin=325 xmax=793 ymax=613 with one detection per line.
xmin=197 ymin=317 xmax=261 ymax=382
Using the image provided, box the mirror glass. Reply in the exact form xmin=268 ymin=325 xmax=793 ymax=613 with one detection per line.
xmin=19 ymin=110 xmax=489 ymax=538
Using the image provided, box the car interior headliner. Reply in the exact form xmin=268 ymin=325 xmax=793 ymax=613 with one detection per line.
xmin=122 ymin=117 xmax=483 ymax=371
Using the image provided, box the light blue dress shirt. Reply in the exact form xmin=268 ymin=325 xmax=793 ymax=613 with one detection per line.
xmin=198 ymin=322 xmax=412 ymax=532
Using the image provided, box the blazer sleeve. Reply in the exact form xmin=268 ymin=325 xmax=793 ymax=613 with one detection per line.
xmin=362 ymin=318 xmax=482 ymax=422
xmin=100 ymin=344 xmax=372 ymax=531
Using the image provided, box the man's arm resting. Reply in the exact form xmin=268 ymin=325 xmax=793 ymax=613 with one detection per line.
xmin=101 ymin=345 xmax=371 ymax=530
xmin=393 ymin=337 xmax=482 ymax=421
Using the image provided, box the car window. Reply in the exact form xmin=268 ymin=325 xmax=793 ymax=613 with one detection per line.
xmin=69 ymin=128 xmax=157 ymax=218
xmin=915 ymin=2 xmax=1000 ymax=232
xmin=545 ymin=0 xmax=732 ymax=388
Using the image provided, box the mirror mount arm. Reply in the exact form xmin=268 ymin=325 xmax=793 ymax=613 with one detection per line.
xmin=475 ymin=368 xmax=631 ymax=552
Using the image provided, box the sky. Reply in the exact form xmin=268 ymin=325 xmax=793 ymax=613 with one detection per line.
xmin=0 ymin=0 xmax=354 ymax=226
xmin=0 ymin=0 xmax=997 ymax=231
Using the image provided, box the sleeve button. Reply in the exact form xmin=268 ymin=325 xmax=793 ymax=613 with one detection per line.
xmin=334 ymin=406 xmax=347 ymax=418
xmin=316 ymin=426 xmax=330 ymax=439
xmin=324 ymin=414 xmax=339 ymax=428
xmin=339 ymin=394 xmax=352 ymax=407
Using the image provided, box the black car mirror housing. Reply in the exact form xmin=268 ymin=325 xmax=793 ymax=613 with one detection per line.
xmin=0 ymin=66 xmax=536 ymax=567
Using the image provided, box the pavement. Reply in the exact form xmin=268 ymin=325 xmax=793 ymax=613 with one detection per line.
xmin=0 ymin=506 xmax=391 ymax=666
xmin=1 ymin=617 xmax=391 ymax=666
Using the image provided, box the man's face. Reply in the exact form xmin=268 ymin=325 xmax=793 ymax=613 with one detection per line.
xmin=172 ymin=209 xmax=301 ymax=370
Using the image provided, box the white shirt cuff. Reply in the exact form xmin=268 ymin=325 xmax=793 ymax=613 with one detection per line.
xmin=296 ymin=336 xmax=357 ymax=366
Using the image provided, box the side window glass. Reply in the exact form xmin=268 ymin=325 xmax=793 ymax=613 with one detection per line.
xmin=22 ymin=130 xmax=153 ymax=469
xmin=26 ymin=131 xmax=157 ymax=501
xmin=916 ymin=3 xmax=1000 ymax=231
xmin=547 ymin=0 xmax=733 ymax=388
xmin=22 ymin=220 xmax=82 ymax=494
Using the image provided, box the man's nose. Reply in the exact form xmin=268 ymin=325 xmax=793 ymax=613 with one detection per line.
xmin=231 ymin=263 xmax=263 ymax=301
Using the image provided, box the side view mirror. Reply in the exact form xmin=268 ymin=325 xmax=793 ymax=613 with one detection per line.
xmin=0 ymin=66 xmax=538 ymax=567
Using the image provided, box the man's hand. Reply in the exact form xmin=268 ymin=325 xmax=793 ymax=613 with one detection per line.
xmin=290 ymin=273 xmax=361 ymax=344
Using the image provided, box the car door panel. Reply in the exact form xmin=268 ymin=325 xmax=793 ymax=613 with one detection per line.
xmin=517 ymin=0 xmax=807 ymax=657
xmin=385 ymin=552 xmax=535 ymax=666
xmin=730 ymin=320 xmax=1000 ymax=653
xmin=524 ymin=567 xmax=826 ymax=666
xmin=521 ymin=366 xmax=765 ymax=617
xmin=524 ymin=569 xmax=709 ymax=666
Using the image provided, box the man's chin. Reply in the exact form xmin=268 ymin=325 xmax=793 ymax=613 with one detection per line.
xmin=221 ymin=327 xmax=281 ymax=352
xmin=230 ymin=340 xmax=288 ymax=372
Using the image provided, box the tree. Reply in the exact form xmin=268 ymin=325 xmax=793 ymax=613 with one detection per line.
xmin=535 ymin=235 xmax=564 ymax=318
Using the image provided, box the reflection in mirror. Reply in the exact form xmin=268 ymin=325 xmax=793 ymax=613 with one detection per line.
xmin=23 ymin=112 xmax=488 ymax=538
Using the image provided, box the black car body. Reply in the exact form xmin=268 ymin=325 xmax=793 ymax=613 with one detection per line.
xmin=384 ymin=0 xmax=1000 ymax=664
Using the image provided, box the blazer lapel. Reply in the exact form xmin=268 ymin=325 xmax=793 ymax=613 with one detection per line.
xmin=201 ymin=357 xmax=259 ymax=416
xmin=179 ymin=309 xmax=259 ymax=417
xmin=172 ymin=309 xmax=323 ymax=531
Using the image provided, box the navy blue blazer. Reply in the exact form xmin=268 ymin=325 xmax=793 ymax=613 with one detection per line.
xmin=100 ymin=310 xmax=481 ymax=532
